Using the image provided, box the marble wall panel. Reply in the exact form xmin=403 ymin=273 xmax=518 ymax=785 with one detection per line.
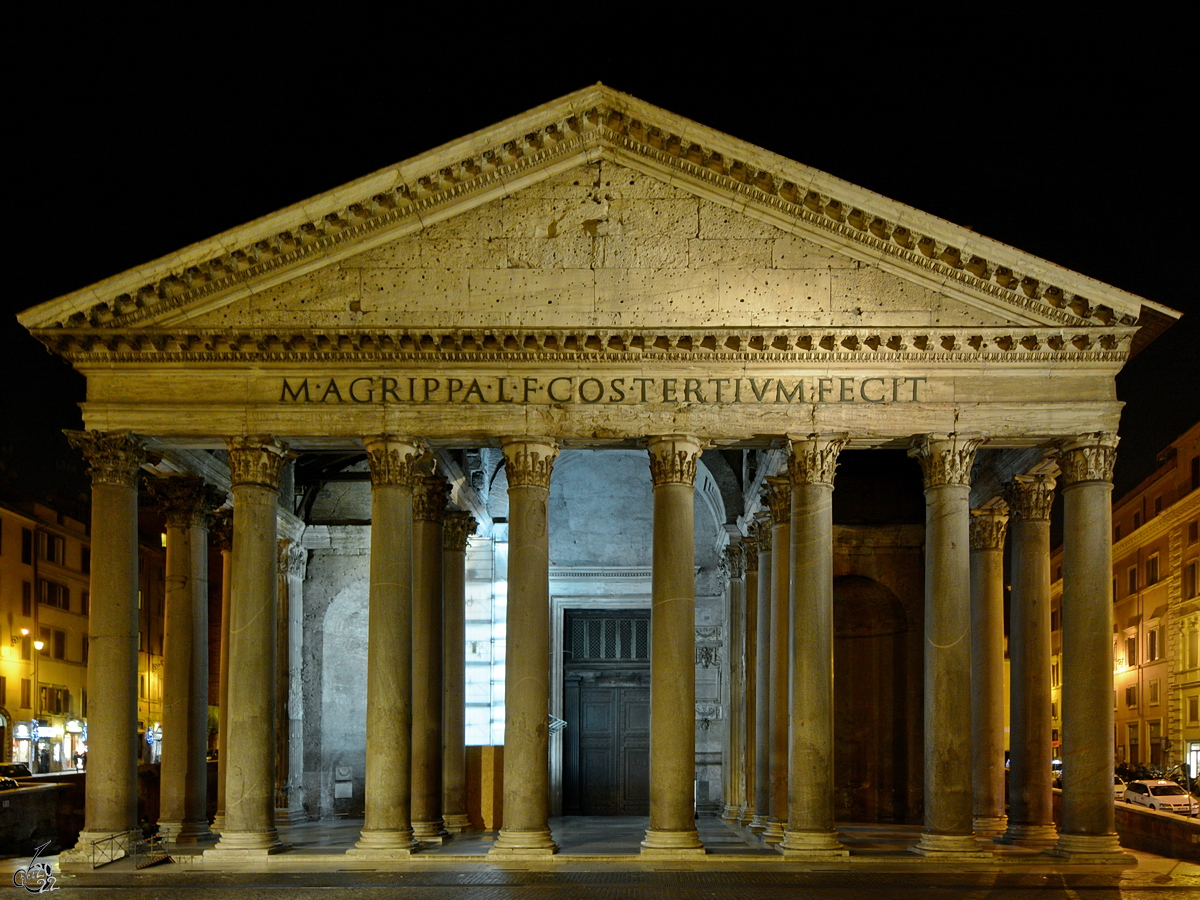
xmin=594 ymin=268 xmax=721 ymax=325
xmin=718 ymin=268 xmax=832 ymax=325
xmin=467 ymin=269 xmax=597 ymax=325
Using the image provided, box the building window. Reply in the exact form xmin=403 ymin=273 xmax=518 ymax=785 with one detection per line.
xmin=1051 ymin=701 xmax=1058 ymax=719
xmin=1186 ymin=561 xmax=1199 ymax=600
xmin=82 ymin=636 xmax=89 ymax=665
xmin=22 ymin=581 xmax=32 ymax=616
xmin=1190 ymin=696 xmax=1200 ymax=725
xmin=81 ymin=591 xmax=89 ymax=615
xmin=1129 ymin=567 xmax=1138 ymax=595
xmin=1189 ymin=520 xmax=1199 ymax=545
xmin=81 ymin=546 xmax=90 ymax=573
xmin=1134 ymin=511 xmax=1142 ymax=530
xmin=20 ymin=635 xmax=31 ymax=660
xmin=1193 ymin=455 xmax=1200 ymax=491
xmin=53 ymin=629 xmax=66 ymax=660
xmin=1150 ymin=719 xmax=1164 ymax=766
xmin=1147 ymin=554 xmax=1160 ymax=586
xmin=37 ymin=532 xmax=65 ymax=565
xmin=1126 ymin=635 xmax=1138 ymax=667
xmin=21 ymin=528 xmax=32 ymax=564
xmin=1190 ymin=630 xmax=1200 ymax=670
xmin=0 ymin=675 xmax=5 ymax=706
xmin=1126 ymin=685 xmax=1139 ymax=707
xmin=39 ymin=627 xmax=51 ymax=656
xmin=38 ymin=579 xmax=70 ymax=611
xmin=1052 ymin=659 xmax=1060 ymax=687
xmin=1150 ymin=679 xmax=1161 ymax=705
xmin=1115 ymin=524 xmax=1122 ymax=541
xmin=21 ymin=679 xmax=31 ymax=709
xmin=1148 ymin=627 xmax=1160 ymax=661
xmin=1129 ymin=722 xmax=1140 ymax=765
xmin=1153 ymin=496 xmax=1163 ymax=517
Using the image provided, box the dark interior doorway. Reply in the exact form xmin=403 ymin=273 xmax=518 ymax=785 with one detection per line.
xmin=562 ymin=610 xmax=651 ymax=815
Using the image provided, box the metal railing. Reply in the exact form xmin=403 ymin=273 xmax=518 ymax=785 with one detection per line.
xmin=90 ymin=827 xmax=173 ymax=869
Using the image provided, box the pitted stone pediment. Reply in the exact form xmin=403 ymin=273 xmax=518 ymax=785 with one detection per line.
xmin=21 ymin=83 xmax=1174 ymax=362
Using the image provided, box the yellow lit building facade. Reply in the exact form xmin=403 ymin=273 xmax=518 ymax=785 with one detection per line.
xmin=1051 ymin=422 xmax=1200 ymax=775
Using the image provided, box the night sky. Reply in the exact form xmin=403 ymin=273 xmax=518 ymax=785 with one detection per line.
xmin=4 ymin=20 xmax=1196 ymax=509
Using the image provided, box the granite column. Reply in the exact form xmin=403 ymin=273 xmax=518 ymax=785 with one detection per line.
xmin=721 ymin=540 xmax=747 ymax=823
xmin=739 ymin=527 xmax=760 ymax=827
xmin=210 ymin=509 xmax=233 ymax=833
xmin=969 ymin=506 xmax=1009 ymax=836
xmin=762 ymin=475 xmax=791 ymax=845
xmin=751 ymin=515 xmax=772 ymax=832
xmin=442 ymin=511 xmax=477 ymax=834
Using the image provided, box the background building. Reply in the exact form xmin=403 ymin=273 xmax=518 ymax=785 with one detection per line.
xmin=1051 ymin=422 xmax=1200 ymax=774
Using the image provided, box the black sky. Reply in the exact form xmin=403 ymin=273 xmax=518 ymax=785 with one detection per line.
xmin=4 ymin=18 xmax=1196 ymax=503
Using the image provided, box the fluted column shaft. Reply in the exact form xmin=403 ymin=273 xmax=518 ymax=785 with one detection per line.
xmin=641 ymin=434 xmax=704 ymax=855
xmin=763 ymin=476 xmax=791 ymax=844
xmin=781 ymin=435 xmax=848 ymax=856
xmin=1050 ymin=434 xmax=1127 ymax=861
xmin=722 ymin=542 xmax=747 ymax=822
xmin=209 ymin=436 xmax=290 ymax=856
xmin=491 ymin=438 xmax=559 ymax=855
xmin=351 ymin=437 xmax=421 ymax=856
xmin=61 ymin=431 xmax=145 ymax=860
xmin=739 ymin=532 xmax=760 ymax=827
xmin=151 ymin=475 xmax=222 ymax=843
xmin=969 ymin=507 xmax=1008 ymax=835
xmin=751 ymin=517 xmax=772 ymax=831
xmin=412 ymin=474 xmax=450 ymax=841
xmin=211 ymin=510 xmax=233 ymax=833
xmin=442 ymin=512 xmax=476 ymax=833
xmin=910 ymin=434 xmax=987 ymax=857
xmin=1002 ymin=474 xmax=1058 ymax=845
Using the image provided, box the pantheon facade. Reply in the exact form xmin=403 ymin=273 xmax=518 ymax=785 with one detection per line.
xmin=19 ymin=85 xmax=1180 ymax=863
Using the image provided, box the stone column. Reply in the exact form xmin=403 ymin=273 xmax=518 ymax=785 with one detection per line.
xmin=442 ymin=511 xmax=477 ymax=834
xmin=490 ymin=438 xmax=559 ymax=856
xmin=61 ymin=431 xmax=146 ymax=862
xmin=350 ymin=436 xmax=422 ymax=857
xmin=1048 ymin=434 xmax=1130 ymax=862
xmin=208 ymin=436 xmax=290 ymax=858
xmin=969 ymin=506 xmax=1008 ymax=836
xmin=412 ymin=473 xmax=450 ymax=842
xmin=751 ymin=514 xmax=772 ymax=832
xmin=210 ymin=508 xmax=233 ymax=833
xmin=781 ymin=435 xmax=848 ymax=857
xmin=909 ymin=433 xmax=989 ymax=857
xmin=274 ymin=537 xmax=304 ymax=827
xmin=641 ymin=434 xmax=705 ymax=855
xmin=739 ymin=528 xmax=760 ymax=827
xmin=149 ymin=475 xmax=223 ymax=843
xmin=722 ymin=540 xmax=747 ymax=823
xmin=762 ymin=475 xmax=791 ymax=845
xmin=1001 ymin=474 xmax=1059 ymax=845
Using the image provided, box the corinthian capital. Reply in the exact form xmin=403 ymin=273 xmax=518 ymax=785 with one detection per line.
xmin=209 ymin=507 xmax=234 ymax=551
xmin=443 ymin=511 xmax=477 ymax=552
xmin=65 ymin=430 xmax=148 ymax=487
xmin=751 ymin=514 xmax=773 ymax=553
xmin=786 ymin=434 xmax=848 ymax=486
xmin=909 ymin=433 xmax=983 ymax=488
xmin=647 ymin=434 xmax=702 ymax=487
xmin=364 ymin=435 xmax=424 ymax=488
xmin=764 ymin=475 xmax=791 ymax=522
xmin=413 ymin=474 xmax=451 ymax=523
xmin=969 ymin=506 xmax=1009 ymax=551
xmin=226 ymin=436 xmax=291 ymax=489
xmin=147 ymin=475 xmax=225 ymax=528
xmin=502 ymin=437 xmax=559 ymax=489
xmin=1005 ymin=473 xmax=1057 ymax=522
xmin=1054 ymin=432 xmax=1118 ymax=486
xmin=724 ymin=541 xmax=746 ymax=580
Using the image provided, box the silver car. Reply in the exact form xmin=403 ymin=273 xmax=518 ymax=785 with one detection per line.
xmin=1123 ymin=779 xmax=1199 ymax=816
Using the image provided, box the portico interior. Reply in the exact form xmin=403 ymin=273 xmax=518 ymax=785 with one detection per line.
xmin=18 ymin=84 xmax=1180 ymax=864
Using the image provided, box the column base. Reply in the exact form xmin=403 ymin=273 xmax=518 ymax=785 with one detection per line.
xmin=996 ymin=823 xmax=1058 ymax=846
xmin=412 ymin=819 xmax=447 ymax=843
xmin=972 ymin=815 xmax=1007 ymax=836
xmin=761 ymin=819 xmax=785 ymax=844
xmin=206 ymin=829 xmax=286 ymax=858
xmin=442 ymin=813 xmax=471 ymax=834
xmin=778 ymin=829 xmax=848 ymax=857
xmin=159 ymin=819 xmax=216 ymax=844
xmin=721 ymin=804 xmax=741 ymax=822
xmin=910 ymin=832 xmax=992 ymax=858
xmin=640 ymin=828 xmax=705 ymax=856
xmin=748 ymin=813 xmax=768 ymax=832
xmin=1044 ymin=833 xmax=1135 ymax=864
xmin=488 ymin=828 xmax=558 ymax=855
xmin=274 ymin=806 xmax=296 ymax=827
xmin=211 ymin=814 xmax=226 ymax=833
xmin=350 ymin=829 xmax=418 ymax=855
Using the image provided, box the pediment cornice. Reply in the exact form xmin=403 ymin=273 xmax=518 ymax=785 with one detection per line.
xmin=40 ymin=324 xmax=1135 ymax=365
xmin=20 ymin=85 xmax=1176 ymax=339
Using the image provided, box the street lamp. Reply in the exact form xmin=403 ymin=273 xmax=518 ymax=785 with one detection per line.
xmin=32 ymin=638 xmax=43 ymax=772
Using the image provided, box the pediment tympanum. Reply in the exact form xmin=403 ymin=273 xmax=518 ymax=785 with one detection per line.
xmin=18 ymin=85 xmax=1179 ymax=449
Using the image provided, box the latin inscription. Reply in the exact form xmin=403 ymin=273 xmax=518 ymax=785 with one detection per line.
xmin=279 ymin=375 xmax=927 ymax=405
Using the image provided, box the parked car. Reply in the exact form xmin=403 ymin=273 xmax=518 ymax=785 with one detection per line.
xmin=0 ymin=763 xmax=31 ymax=778
xmin=1114 ymin=774 xmax=1126 ymax=801
xmin=1123 ymin=779 xmax=1199 ymax=816
xmin=0 ymin=777 xmax=20 ymax=791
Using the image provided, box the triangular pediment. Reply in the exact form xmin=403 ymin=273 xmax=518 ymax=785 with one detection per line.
xmin=21 ymin=84 xmax=1176 ymax=363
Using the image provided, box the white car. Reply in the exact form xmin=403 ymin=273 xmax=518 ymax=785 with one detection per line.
xmin=1123 ymin=779 xmax=1199 ymax=816
xmin=1113 ymin=774 xmax=1126 ymax=801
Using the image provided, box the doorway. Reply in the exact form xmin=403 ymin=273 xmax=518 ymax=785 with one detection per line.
xmin=562 ymin=610 xmax=651 ymax=815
